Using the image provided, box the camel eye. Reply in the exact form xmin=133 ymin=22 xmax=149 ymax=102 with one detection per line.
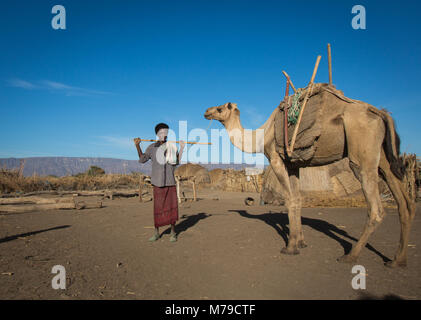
xmin=217 ymin=108 xmax=222 ymax=113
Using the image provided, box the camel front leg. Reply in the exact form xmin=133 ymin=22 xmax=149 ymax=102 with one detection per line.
xmin=269 ymin=154 xmax=301 ymax=255
xmin=288 ymin=167 xmax=307 ymax=249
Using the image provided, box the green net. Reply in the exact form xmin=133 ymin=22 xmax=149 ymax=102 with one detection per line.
xmin=287 ymin=90 xmax=302 ymax=125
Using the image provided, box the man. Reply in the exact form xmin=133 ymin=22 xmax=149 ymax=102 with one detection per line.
xmin=134 ymin=123 xmax=185 ymax=242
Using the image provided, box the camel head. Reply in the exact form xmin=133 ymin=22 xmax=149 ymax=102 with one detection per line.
xmin=204 ymin=102 xmax=240 ymax=124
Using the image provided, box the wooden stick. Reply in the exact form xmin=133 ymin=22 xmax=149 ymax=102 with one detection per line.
xmin=0 ymin=202 xmax=76 ymax=213
xmin=288 ymin=55 xmax=322 ymax=157
xmin=105 ymin=190 xmax=153 ymax=200
xmin=327 ymin=43 xmax=332 ymax=85
xmin=135 ymin=138 xmax=211 ymax=145
xmin=0 ymin=196 xmax=74 ymax=205
xmin=192 ymin=180 xmax=197 ymax=202
xmin=19 ymin=191 xmax=60 ymax=197
xmin=282 ymin=71 xmax=296 ymax=93
xmin=139 ymin=178 xmax=143 ymax=203
xmin=75 ymin=201 xmax=103 ymax=210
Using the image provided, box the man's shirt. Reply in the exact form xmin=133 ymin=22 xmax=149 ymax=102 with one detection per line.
xmin=138 ymin=142 xmax=178 ymax=187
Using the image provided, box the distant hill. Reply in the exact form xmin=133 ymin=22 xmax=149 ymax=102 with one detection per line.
xmin=0 ymin=157 xmax=262 ymax=177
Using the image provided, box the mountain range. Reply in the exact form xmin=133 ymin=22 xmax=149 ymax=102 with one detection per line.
xmin=0 ymin=157 xmax=261 ymax=177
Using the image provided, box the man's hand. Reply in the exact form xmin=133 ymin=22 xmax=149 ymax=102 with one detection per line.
xmin=179 ymin=140 xmax=185 ymax=149
xmin=134 ymin=138 xmax=141 ymax=146
xmin=134 ymin=138 xmax=144 ymax=160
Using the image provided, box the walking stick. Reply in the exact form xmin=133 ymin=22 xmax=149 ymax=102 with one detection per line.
xmin=287 ymin=55 xmax=322 ymax=157
xmin=134 ymin=138 xmax=211 ymax=145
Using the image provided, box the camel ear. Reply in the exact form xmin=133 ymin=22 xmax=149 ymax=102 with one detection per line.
xmin=234 ymin=108 xmax=240 ymax=115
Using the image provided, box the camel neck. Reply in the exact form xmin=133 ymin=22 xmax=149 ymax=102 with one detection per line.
xmin=223 ymin=115 xmax=265 ymax=153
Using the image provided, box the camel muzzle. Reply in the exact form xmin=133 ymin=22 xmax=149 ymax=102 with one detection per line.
xmin=204 ymin=109 xmax=214 ymax=120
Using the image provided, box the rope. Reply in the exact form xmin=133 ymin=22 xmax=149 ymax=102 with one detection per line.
xmin=287 ymin=90 xmax=302 ymax=125
xmin=206 ymin=118 xmax=213 ymax=131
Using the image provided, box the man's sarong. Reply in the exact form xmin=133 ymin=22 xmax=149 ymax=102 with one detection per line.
xmin=153 ymin=186 xmax=179 ymax=228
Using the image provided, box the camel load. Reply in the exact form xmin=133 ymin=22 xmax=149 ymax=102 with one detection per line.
xmin=275 ymin=83 xmax=341 ymax=163
xmin=274 ymin=82 xmax=393 ymax=165
xmin=274 ymin=79 xmax=405 ymax=183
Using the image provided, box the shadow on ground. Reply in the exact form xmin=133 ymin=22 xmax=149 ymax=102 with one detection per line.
xmin=357 ymin=292 xmax=405 ymax=300
xmin=161 ymin=212 xmax=211 ymax=236
xmin=229 ymin=210 xmax=391 ymax=263
xmin=0 ymin=225 xmax=71 ymax=244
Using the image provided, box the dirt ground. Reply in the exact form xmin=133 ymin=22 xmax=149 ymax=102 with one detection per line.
xmin=1 ymin=190 xmax=420 ymax=300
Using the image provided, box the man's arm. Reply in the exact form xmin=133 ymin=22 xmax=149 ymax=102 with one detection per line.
xmin=177 ymin=140 xmax=185 ymax=164
xmin=134 ymin=138 xmax=151 ymax=163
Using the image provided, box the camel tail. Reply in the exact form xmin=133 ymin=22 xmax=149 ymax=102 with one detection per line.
xmin=369 ymin=106 xmax=405 ymax=180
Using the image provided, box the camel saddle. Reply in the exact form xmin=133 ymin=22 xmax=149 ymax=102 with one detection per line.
xmin=274 ymin=83 xmax=353 ymax=163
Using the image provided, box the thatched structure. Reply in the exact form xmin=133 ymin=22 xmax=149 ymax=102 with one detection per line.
xmin=209 ymin=168 xmax=262 ymax=193
xmin=209 ymin=168 xmax=225 ymax=188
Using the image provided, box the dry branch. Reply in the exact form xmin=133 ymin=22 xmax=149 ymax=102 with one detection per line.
xmin=0 ymin=196 xmax=74 ymax=205
xmin=104 ymin=190 xmax=138 ymax=199
xmin=0 ymin=202 xmax=76 ymax=213
xmin=75 ymin=201 xmax=103 ymax=210
xmin=0 ymin=198 xmax=105 ymax=213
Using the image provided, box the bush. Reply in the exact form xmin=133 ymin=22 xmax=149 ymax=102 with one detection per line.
xmin=0 ymin=170 xmax=149 ymax=194
xmin=86 ymin=166 xmax=105 ymax=176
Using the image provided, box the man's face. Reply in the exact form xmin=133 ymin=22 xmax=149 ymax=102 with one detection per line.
xmin=157 ymin=128 xmax=168 ymax=142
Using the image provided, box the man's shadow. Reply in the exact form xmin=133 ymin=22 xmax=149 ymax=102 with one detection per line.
xmin=229 ymin=210 xmax=391 ymax=263
xmin=162 ymin=212 xmax=211 ymax=236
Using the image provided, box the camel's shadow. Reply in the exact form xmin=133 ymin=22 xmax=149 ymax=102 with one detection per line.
xmin=229 ymin=209 xmax=391 ymax=263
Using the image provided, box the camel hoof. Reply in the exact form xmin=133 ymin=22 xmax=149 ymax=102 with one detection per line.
xmin=337 ymin=254 xmax=357 ymax=264
xmin=385 ymin=260 xmax=407 ymax=268
xmin=298 ymin=240 xmax=308 ymax=249
xmin=281 ymin=247 xmax=300 ymax=255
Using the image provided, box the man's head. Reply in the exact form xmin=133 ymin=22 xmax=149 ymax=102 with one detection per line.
xmin=155 ymin=123 xmax=169 ymax=142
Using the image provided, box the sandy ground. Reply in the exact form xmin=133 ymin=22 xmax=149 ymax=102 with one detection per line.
xmin=0 ymin=190 xmax=420 ymax=300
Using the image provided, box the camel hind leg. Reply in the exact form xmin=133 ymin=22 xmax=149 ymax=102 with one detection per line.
xmin=338 ymin=161 xmax=386 ymax=263
xmin=338 ymin=112 xmax=386 ymax=263
xmin=379 ymin=150 xmax=416 ymax=267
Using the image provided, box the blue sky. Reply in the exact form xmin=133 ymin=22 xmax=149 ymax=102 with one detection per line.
xmin=0 ymin=0 xmax=420 ymax=162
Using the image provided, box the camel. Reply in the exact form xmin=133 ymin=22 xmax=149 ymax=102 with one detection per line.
xmin=174 ymin=163 xmax=210 ymax=202
xmin=204 ymin=83 xmax=415 ymax=267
